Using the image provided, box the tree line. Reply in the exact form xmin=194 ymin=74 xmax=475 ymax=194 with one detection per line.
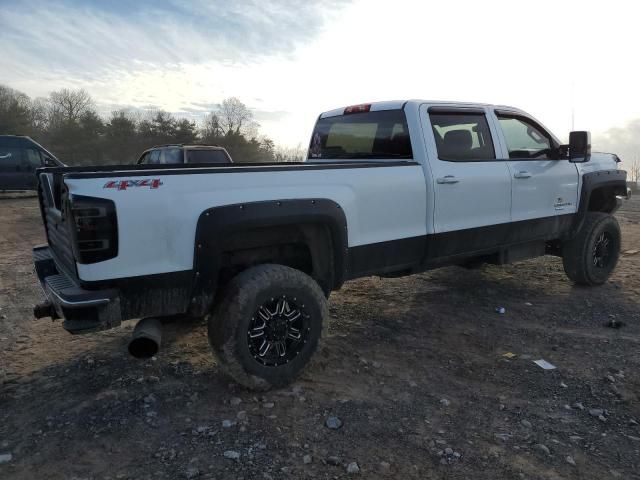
xmin=0 ymin=85 xmax=306 ymax=165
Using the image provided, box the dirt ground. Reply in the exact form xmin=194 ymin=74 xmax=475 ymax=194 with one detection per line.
xmin=1 ymin=195 xmax=639 ymax=480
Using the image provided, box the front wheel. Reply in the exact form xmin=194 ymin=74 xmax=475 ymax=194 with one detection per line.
xmin=208 ymin=264 xmax=327 ymax=390
xmin=562 ymin=212 xmax=621 ymax=286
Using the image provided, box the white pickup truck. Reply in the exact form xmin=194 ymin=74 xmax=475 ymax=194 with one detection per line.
xmin=32 ymin=100 xmax=630 ymax=389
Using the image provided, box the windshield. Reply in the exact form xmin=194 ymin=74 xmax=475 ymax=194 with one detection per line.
xmin=308 ymin=110 xmax=412 ymax=160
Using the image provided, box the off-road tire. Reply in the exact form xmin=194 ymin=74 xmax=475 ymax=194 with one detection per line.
xmin=208 ymin=264 xmax=328 ymax=390
xmin=562 ymin=212 xmax=621 ymax=286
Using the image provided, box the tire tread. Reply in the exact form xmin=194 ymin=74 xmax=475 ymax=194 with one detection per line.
xmin=562 ymin=212 xmax=620 ymax=286
xmin=208 ymin=264 xmax=327 ymax=390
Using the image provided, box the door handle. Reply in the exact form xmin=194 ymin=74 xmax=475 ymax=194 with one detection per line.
xmin=436 ymin=175 xmax=460 ymax=184
xmin=514 ymin=171 xmax=532 ymax=179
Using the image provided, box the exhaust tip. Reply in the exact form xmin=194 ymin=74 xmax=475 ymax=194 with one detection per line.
xmin=128 ymin=337 xmax=159 ymax=358
xmin=128 ymin=318 xmax=162 ymax=359
xmin=34 ymin=301 xmax=56 ymax=319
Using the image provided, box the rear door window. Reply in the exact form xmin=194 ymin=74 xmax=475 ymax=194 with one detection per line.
xmin=0 ymin=148 xmax=21 ymax=172
xmin=149 ymin=150 xmax=161 ymax=164
xmin=186 ymin=150 xmax=230 ymax=164
xmin=308 ymin=110 xmax=412 ymax=160
xmin=429 ymin=111 xmax=496 ymax=161
xmin=158 ymin=148 xmax=182 ymax=164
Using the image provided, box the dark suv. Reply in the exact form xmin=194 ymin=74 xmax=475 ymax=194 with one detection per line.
xmin=0 ymin=136 xmax=62 ymax=191
xmin=137 ymin=144 xmax=232 ymax=165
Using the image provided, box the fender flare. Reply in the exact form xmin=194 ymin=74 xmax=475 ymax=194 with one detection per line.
xmin=189 ymin=198 xmax=348 ymax=315
xmin=571 ymin=169 xmax=627 ymax=237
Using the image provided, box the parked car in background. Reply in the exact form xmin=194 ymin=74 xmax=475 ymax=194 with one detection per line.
xmin=0 ymin=135 xmax=62 ymax=191
xmin=136 ymin=144 xmax=233 ymax=165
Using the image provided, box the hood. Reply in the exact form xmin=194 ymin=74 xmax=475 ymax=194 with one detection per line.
xmin=576 ymin=151 xmax=620 ymax=175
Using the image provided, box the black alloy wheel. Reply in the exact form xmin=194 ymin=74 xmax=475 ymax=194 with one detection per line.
xmin=208 ymin=264 xmax=327 ymax=390
xmin=247 ymin=296 xmax=309 ymax=367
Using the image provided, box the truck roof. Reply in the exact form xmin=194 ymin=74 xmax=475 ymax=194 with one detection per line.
xmin=147 ymin=144 xmax=227 ymax=150
xmin=319 ymin=100 xmax=528 ymax=118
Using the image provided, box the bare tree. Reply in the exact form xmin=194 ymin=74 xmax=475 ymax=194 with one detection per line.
xmin=274 ymin=143 xmax=307 ymax=162
xmin=201 ymin=112 xmax=223 ymax=140
xmin=0 ymin=83 xmax=280 ymax=165
xmin=218 ymin=97 xmax=255 ymax=135
xmin=630 ymin=157 xmax=640 ymax=184
xmin=29 ymin=97 xmax=50 ymax=132
xmin=48 ymin=88 xmax=93 ymax=123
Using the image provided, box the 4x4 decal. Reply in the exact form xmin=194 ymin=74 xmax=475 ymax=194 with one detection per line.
xmin=103 ymin=179 xmax=163 ymax=190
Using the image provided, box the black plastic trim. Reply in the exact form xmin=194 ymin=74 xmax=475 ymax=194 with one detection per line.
xmin=428 ymin=106 xmax=486 ymax=115
xmin=571 ymin=169 xmax=628 ymax=236
xmin=191 ymin=199 xmax=349 ymax=315
xmin=494 ymin=110 xmax=560 ymax=151
xmin=34 ymin=210 xmax=588 ymax=331
xmin=424 ymin=214 xmax=575 ymax=261
xmin=347 ymin=214 xmax=576 ymax=276
xmin=348 ymin=236 xmax=425 ymax=278
xmin=33 ymin=246 xmax=121 ymax=333
xmin=42 ymin=160 xmax=420 ymax=180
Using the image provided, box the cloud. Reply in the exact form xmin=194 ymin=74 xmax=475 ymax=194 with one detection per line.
xmin=5 ymin=0 xmax=640 ymax=148
xmin=0 ymin=0 xmax=349 ymax=144
xmin=0 ymin=0 xmax=347 ymax=71
xmin=0 ymin=0 xmax=348 ymax=97
xmin=593 ymin=119 xmax=640 ymax=167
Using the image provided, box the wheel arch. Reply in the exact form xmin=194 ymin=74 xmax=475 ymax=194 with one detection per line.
xmin=571 ymin=169 xmax=627 ymax=237
xmin=188 ymin=199 xmax=348 ymax=316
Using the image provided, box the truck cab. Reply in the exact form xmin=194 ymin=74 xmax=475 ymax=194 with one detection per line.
xmin=0 ymin=135 xmax=61 ymax=191
xmin=309 ymin=101 xmax=625 ymax=258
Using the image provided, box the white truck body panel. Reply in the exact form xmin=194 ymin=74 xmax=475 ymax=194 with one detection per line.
xmin=419 ymin=104 xmax=512 ymax=232
xmin=51 ymin=99 xmax=625 ymax=285
xmin=486 ymin=107 xmax=580 ymax=222
xmin=68 ymin=164 xmax=427 ymax=281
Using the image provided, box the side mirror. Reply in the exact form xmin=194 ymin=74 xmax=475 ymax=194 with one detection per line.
xmin=569 ymin=131 xmax=591 ymax=163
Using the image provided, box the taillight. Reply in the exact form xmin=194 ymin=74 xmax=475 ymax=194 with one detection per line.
xmin=344 ymin=103 xmax=371 ymax=114
xmin=68 ymin=195 xmax=118 ymax=264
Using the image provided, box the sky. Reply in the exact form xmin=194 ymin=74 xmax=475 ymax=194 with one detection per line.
xmin=2 ymin=0 xmax=640 ymax=157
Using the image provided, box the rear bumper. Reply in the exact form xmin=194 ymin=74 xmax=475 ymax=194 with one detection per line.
xmin=33 ymin=245 xmax=122 ymax=333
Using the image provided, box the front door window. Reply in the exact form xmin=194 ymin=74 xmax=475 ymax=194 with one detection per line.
xmin=497 ymin=116 xmax=553 ymax=160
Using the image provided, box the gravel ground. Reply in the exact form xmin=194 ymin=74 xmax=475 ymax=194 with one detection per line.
xmin=0 ymin=195 xmax=639 ymax=480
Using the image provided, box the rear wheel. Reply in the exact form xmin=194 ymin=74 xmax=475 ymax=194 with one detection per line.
xmin=208 ymin=264 xmax=327 ymax=390
xmin=562 ymin=212 xmax=621 ymax=286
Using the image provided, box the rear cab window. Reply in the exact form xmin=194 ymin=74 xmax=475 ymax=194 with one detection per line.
xmin=308 ymin=109 xmax=412 ymax=160
xmin=428 ymin=110 xmax=496 ymax=161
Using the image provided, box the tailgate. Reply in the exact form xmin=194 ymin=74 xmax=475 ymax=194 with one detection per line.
xmin=37 ymin=171 xmax=76 ymax=276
